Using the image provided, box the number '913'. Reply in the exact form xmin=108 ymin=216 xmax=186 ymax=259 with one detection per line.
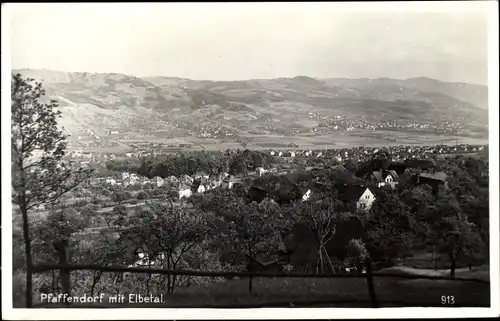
xmin=441 ymin=295 xmax=455 ymax=305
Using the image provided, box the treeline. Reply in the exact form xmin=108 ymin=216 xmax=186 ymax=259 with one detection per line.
xmin=104 ymin=149 xmax=278 ymax=178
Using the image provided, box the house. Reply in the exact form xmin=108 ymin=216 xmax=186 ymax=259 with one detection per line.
xmin=270 ymin=151 xmax=276 ymax=156
xmin=221 ymin=175 xmax=235 ymax=189
xmin=180 ymin=174 xmax=194 ymax=185
xmin=246 ymin=254 xmax=289 ymax=273
xmin=278 ymin=151 xmax=283 ymax=157
xmin=413 ymin=172 xmax=448 ymax=195
xmin=178 ymin=183 xmax=193 ymax=199
xmin=316 ymin=151 xmax=323 ymax=158
xmin=155 ymin=176 xmax=164 ymax=187
xmin=386 ymin=170 xmax=400 ymax=188
xmin=246 ymin=186 xmax=267 ymax=204
xmin=368 ymin=171 xmax=386 ymax=188
xmin=355 ymin=187 xmax=377 ymax=212
xmin=208 ymin=174 xmax=221 ymax=189
xmin=105 ymin=177 xmax=117 ymax=185
xmin=335 ymin=184 xmax=377 ymax=213
xmin=256 ymin=167 xmax=267 ymax=177
xmin=194 ymin=171 xmax=209 ymax=180
xmin=368 ymin=170 xmax=398 ymax=189
xmin=166 ymin=175 xmax=179 ymax=184
xmin=302 ymin=189 xmax=312 ymax=201
xmin=191 ymin=179 xmax=207 ymax=194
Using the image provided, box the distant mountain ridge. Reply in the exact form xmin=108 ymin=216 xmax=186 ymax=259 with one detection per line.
xmin=13 ymin=69 xmax=488 ymax=149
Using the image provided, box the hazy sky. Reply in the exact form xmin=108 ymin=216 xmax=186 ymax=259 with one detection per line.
xmin=6 ymin=2 xmax=492 ymax=84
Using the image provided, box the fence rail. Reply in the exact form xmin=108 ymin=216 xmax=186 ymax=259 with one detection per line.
xmin=32 ymin=263 xmax=489 ymax=283
xmin=29 ymin=261 xmax=490 ymax=309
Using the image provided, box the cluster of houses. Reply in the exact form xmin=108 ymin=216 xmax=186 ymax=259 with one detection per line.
xmin=244 ymin=160 xmax=449 ymax=216
xmin=268 ymin=144 xmax=486 ymax=163
xmin=91 ymin=171 xmax=238 ymax=200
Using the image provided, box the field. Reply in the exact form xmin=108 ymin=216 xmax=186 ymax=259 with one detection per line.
xmin=66 ymin=131 xmax=489 ymax=153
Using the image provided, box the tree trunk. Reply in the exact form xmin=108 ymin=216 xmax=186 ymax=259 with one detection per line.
xmin=90 ymin=271 xmax=102 ymax=297
xmin=365 ymin=259 xmax=378 ymax=308
xmin=449 ymin=255 xmax=456 ymax=278
xmin=54 ymin=240 xmax=71 ymax=302
xmin=20 ymin=195 xmax=33 ymax=308
xmin=248 ymin=276 xmax=253 ymax=294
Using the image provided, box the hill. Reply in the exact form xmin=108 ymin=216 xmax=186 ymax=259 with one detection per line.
xmin=13 ymin=69 xmax=489 ymax=151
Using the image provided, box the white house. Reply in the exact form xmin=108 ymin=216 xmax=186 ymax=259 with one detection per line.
xmin=302 ymin=189 xmax=312 ymax=201
xmin=316 ymin=152 xmax=323 ymax=158
xmin=270 ymin=151 xmax=276 ymax=156
xmin=222 ymin=176 xmax=235 ymax=189
xmin=155 ymin=176 xmax=165 ymax=187
xmin=278 ymin=151 xmax=283 ymax=157
xmin=196 ymin=184 xmax=206 ymax=194
xmin=105 ymin=177 xmax=116 ymax=185
xmin=356 ymin=187 xmax=377 ymax=212
xmin=180 ymin=174 xmax=194 ymax=185
xmin=178 ymin=183 xmax=192 ymax=199
xmin=256 ymin=167 xmax=267 ymax=177
xmin=385 ymin=170 xmax=399 ymax=189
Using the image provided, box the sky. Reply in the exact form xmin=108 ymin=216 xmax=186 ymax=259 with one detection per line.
xmin=5 ymin=2 xmax=492 ymax=84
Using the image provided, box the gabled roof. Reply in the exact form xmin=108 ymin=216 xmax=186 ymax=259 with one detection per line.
xmin=335 ymin=184 xmax=370 ymax=202
xmin=419 ymin=171 xmax=448 ymax=182
xmin=387 ymin=170 xmax=399 ymax=181
xmin=371 ymin=171 xmax=384 ymax=182
xmin=178 ymin=182 xmax=191 ymax=190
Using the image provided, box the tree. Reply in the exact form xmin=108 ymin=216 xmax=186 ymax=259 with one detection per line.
xmin=218 ymin=201 xmax=287 ymax=292
xmin=344 ymin=238 xmax=369 ymax=273
xmin=400 ymin=184 xmax=434 ymax=220
xmin=11 ymin=74 xmax=91 ymax=307
xmin=294 ymin=196 xmax=352 ymax=274
xmin=365 ymin=192 xmax=423 ymax=263
xmin=435 ymin=214 xmax=483 ymax=277
xmin=121 ymin=202 xmax=210 ymax=293
xmin=136 ymin=191 xmax=149 ymax=201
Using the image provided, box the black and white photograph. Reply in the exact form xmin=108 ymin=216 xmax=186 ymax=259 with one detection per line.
xmin=2 ymin=1 xmax=499 ymax=319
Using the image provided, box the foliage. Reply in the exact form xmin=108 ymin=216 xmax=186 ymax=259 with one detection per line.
xmin=11 ymin=74 xmax=91 ymax=307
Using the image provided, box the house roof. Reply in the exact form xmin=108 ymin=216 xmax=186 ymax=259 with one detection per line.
xmin=371 ymin=171 xmax=384 ymax=182
xmin=419 ymin=171 xmax=448 ymax=182
xmin=335 ymin=184 xmax=375 ymax=202
xmin=387 ymin=170 xmax=399 ymax=181
xmin=178 ymin=182 xmax=191 ymax=190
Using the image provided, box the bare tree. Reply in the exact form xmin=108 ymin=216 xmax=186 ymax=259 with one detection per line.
xmin=295 ymin=197 xmax=352 ymax=274
xmin=11 ymin=74 xmax=91 ymax=307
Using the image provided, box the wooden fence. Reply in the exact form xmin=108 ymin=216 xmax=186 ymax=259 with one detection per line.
xmin=30 ymin=261 xmax=489 ymax=309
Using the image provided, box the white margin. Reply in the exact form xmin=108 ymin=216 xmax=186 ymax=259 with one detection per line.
xmin=2 ymin=2 xmax=499 ymax=319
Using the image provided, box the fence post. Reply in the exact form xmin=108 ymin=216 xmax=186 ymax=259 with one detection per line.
xmin=365 ymin=259 xmax=378 ymax=308
xmin=53 ymin=240 xmax=71 ymax=302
